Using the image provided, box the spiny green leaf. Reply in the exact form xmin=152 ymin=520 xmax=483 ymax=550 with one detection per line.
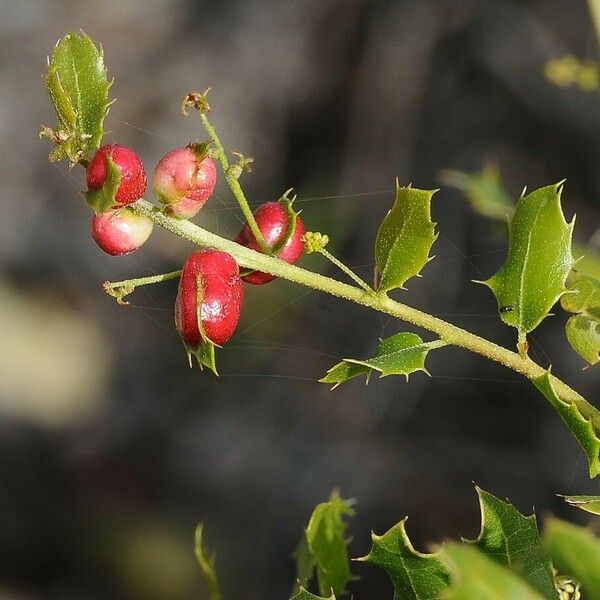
xmin=84 ymin=154 xmax=121 ymax=214
xmin=320 ymin=333 xmax=444 ymax=388
xmin=305 ymin=491 xmax=354 ymax=597
xmin=290 ymin=587 xmax=335 ymax=600
xmin=43 ymin=31 xmax=112 ymax=163
xmin=559 ymin=494 xmax=600 ymax=516
xmin=442 ymin=543 xmax=546 ymax=599
xmin=375 ymin=183 xmax=437 ymax=293
xmin=533 ymin=371 xmax=600 ymax=478
xmin=544 ymin=518 xmax=600 ymax=600
xmin=561 ymin=275 xmax=600 ymax=366
xmin=480 ymin=182 xmax=574 ymax=336
xmin=357 ymin=518 xmax=449 ymax=599
xmin=194 ymin=524 xmax=221 ymax=600
xmin=469 ymin=487 xmax=557 ymax=598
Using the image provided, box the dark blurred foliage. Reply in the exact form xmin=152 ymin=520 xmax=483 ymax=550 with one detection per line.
xmin=1 ymin=0 xmax=599 ymax=598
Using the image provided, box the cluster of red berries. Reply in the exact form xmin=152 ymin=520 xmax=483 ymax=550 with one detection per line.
xmin=86 ymin=143 xmax=305 ymax=367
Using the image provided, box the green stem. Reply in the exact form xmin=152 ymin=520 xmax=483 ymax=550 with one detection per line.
xmin=130 ymin=198 xmax=599 ymax=427
xmin=199 ymin=112 xmax=271 ymax=254
xmin=103 ymin=269 xmax=182 ymax=304
xmin=588 ymin=0 xmax=600 ymax=46
xmin=318 ymin=247 xmax=374 ymax=294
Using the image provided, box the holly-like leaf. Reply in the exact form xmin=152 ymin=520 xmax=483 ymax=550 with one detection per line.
xmin=194 ymin=524 xmax=222 ymax=600
xmin=469 ymin=487 xmax=557 ymax=598
xmin=561 ymin=275 xmax=600 ymax=366
xmin=42 ymin=31 xmax=112 ymax=163
xmin=304 ymin=491 xmax=354 ymax=597
xmin=84 ymin=154 xmax=121 ymax=213
xmin=442 ymin=543 xmax=546 ymax=599
xmin=293 ymin=534 xmax=317 ymax=589
xmin=375 ymin=183 xmax=437 ymax=293
xmin=533 ymin=371 xmax=600 ymax=478
xmin=290 ymin=588 xmax=335 ymax=600
xmin=480 ymin=183 xmax=574 ymax=336
xmin=357 ymin=519 xmax=449 ymax=599
xmin=560 ymin=494 xmax=600 ymax=516
xmin=544 ymin=518 xmax=600 ymax=600
xmin=320 ymin=333 xmax=445 ymax=388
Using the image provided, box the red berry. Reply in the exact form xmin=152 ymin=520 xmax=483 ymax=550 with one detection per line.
xmin=86 ymin=144 xmax=147 ymax=206
xmin=91 ymin=208 xmax=154 ymax=256
xmin=175 ymin=250 xmax=243 ymax=356
xmin=235 ymin=201 xmax=305 ymax=284
xmin=153 ymin=145 xmax=217 ymax=218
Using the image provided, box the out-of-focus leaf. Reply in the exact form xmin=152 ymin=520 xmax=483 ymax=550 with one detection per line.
xmin=375 ymin=183 xmax=437 ymax=293
xmin=544 ymin=518 xmax=600 ymax=600
xmin=561 ymin=275 xmax=600 ymax=366
xmin=290 ymin=588 xmax=335 ymax=600
xmin=320 ymin=333 xmax=445 ymax=388
xmin=440 ymin=164 xmax=514 ymax=221
xmin=470 ymin=487 xmax=556 ymax=598
xmin=305 ymin=491 xmax=354 ymax=597
xmin=480 ymin=183 xmax=574 ymax=337
xmin=293 ymin=534 xmax=317 ymax=589
xmin=357 ymin=519 xmax=449 ymax=599
xmin=42 ymin=31 xmax=112 ymax=163
xmin=533 ymin=371 xmax=600 ymax=478
xmin=84 ymin=154 xmax=121 ymax=214
xmin=442 ymin=544 xmax=546 ymax=599
xmin=194 ymin=524 xmax=221 ymax=600
xmin=560 ymin=494 xmax=600 ymax=515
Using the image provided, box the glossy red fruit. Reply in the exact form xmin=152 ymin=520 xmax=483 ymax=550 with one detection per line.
xmin=86 ymin=144 xmax=147 ymax=205
xmin=235 ymin=201 xmax=305 ymax=284
xmin=91 ymin=208 xmax=154 ymax=256
xmin=175 ymin=250 xmax=243 ymax=369
xmin=153 ymin=145 xmax=217 ymax=218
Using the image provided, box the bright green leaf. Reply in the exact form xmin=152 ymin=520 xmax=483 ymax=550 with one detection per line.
xmin=470 ymin=487 xmax=557 ymax=598
xmin=194 ymin=524 xmax=222 ymax=600
xmin=42 ymin=31 xmax=112 ymax=163
xmin=544 ymin=518 xmax=600 ymax=600
xmin=320 ymin=333 xmax=444 ymax=388
xmin=358 ymin=518 xmax=449 ymax=599
xmin=305 ymin=491 xmax=354 ymax=597
xmin=480 ymin=183 xmax=574 ymax=336
xmin=533 ymin=371 xmax=600 ymax=478
xmin=561 ymin=275 xmax=600 ymax=366
xmin=84 ymin=154 xmax=121 ymax=213
xmin=442 ymin=544 xmax=546 ymax=599
xmin=375 ymin=183 xmax=437 ymax=293
xmin=290 ymin=587 xmax=335 ymax=600
xmin=560 ymin=494 xmax=600 ymax=515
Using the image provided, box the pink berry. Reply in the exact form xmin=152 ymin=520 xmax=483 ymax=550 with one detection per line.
xmin=175 ymin=250 xmax=243 ymax=351
xmin=235 ymin=201 xmax=305 ymax=284
xmin=91 ymin=208 xmax=154 ymax=256
xmin=86 ymin=144 xmax=147 ymax=206
xmin=153 ymin=145 xmax=217 ymax=218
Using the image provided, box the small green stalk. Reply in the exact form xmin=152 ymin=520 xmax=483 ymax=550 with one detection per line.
xmin=103 ymin=269 xmax=182 ymax=304
xmin=318 ymin=247 xmax=374 ymax=294
xmin=198 ymin=112 xmax=271 ymax=255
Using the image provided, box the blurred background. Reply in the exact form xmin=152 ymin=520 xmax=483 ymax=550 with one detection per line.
xmin=1 ymin=0 xmax=600 ymax=597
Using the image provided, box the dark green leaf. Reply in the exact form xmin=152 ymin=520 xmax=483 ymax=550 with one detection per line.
xmin=442 ymin=543 xmax=546 ymax=599
xmin=43 ymin=31 xmax=112 ymax=163
xmin=358 ymin=519 xmax=449 ymax=599
xmin=305 ymin=491 xmax=353 ymax=597
xmin=559 ymin=494 xmax=600 ymax=516
xmin=544 ymin=518 xmax=600 ymax=600
xmin=470 ymin=487 xmax=557 ymax=598
xmin=293 ymin=534 xmax=317 ymax=589
xmin=480 ymin=183 xmax=574 ymax=335
xmin=290 ymin=588 xmax=335 ymax=600
xmin=320 ymin=333 xmax=445 ymax=388
xmin=533 ymin=371 xmax=600 ymax=478
xmin=84 ymin=154 xmax=121 ymax=213
xmin=375 ymin=183 xmax=437 ymax=293
xmin=194 ymin=524 xmax=221 ymax=600
xmin=561 ymin=275 xmax=600 ymax=366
